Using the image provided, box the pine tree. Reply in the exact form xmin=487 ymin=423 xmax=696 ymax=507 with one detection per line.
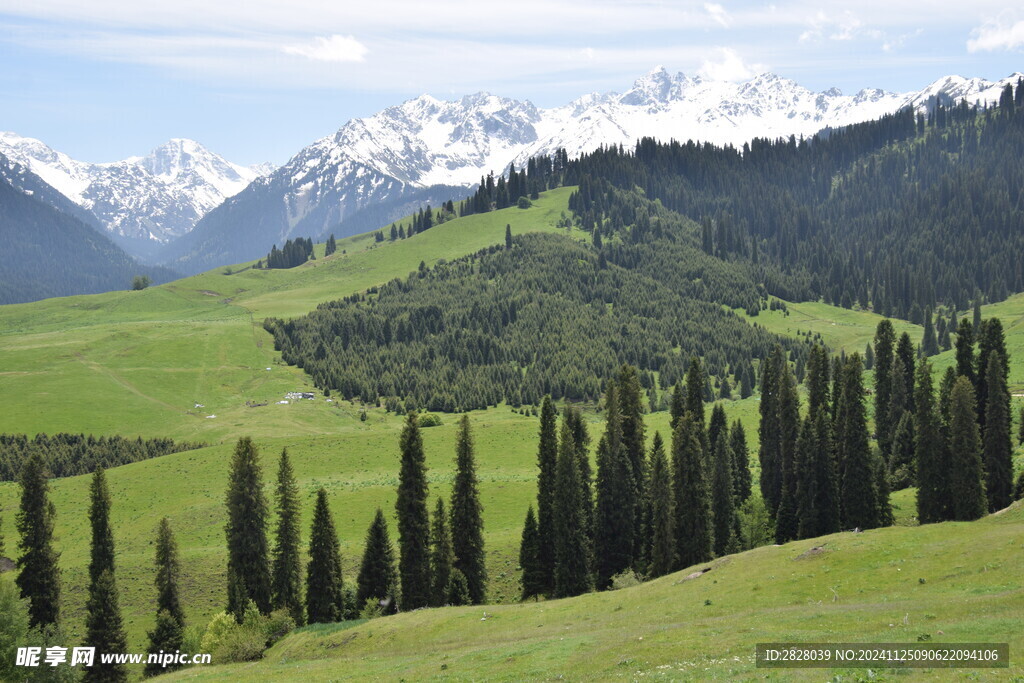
xmin=15 ymin=452 xmax=60 ymax=628
xmin=450 ymin=415 xmax=486 ymax=604
xmin=564 ymin=406 xmax=593 ymax=545
xmin=874 ymin=447 xmax=894 ymax=527
xmin=896 ymin=332 xmax=916 ymax=411
xmin=982 ymin=354 xmax=1013 ymax=512
xmin=708 ymin=404 xmax=727 ymax=458
xmin=799 ymin=411 xmax=841 ymax=538
xmin=616 ymin=365 xmax=646 ymax=566
xmin=685 ymin=358 xmax=709 ymax=455
xmin=145 ymin=518 xmax=184 ymax=678
xmin=518 ymin=506 xmax=544 ymax=600
xmin=505 ymin=224 xmax=512 ymax=249
xmin=976 ymin=317 xmax=1008 ymax=433
xmin=673 ymin=415 xmax=713 ymax=569
xmin=1019 ymin=406 xmax=1024 ymax=445
xmin=805 ymin=345 xmax=831 ymax=419
xmin=84 ymin=468 xmax=128 ymax=683
xmin=669 ymin=382 xmax=685 ymax=432
xmin=447 ymin=569 xmax=470 ymax=606
xmin=793 ymin=417 xmax=817 ymax=539
xmin=888 ymin=411 xmax=916 ymax=490
xmin=730 ymin=420 xmax=751 ymax=503
xmin=647 ymin=433 xmax=675 ymax=577
xmin=272 ymin=449 xmax=303 ymax=624
xmin=873 ymin=320 xmax=896 ymax=458
xmin=356 ymin=509 xmax=398 ymax=614
xmin=535 ymin=396 xmax=558 ymax=595
xmin=396 ymin=412 xmax=431 ymax=610
xmin=711 ymin=432 xmax=739 ymax=555
xmin=83 ymin=569 xmax=128 ymax=683
xmin=946 ymin=377 xmax=988 ymax=521
xmin=225 ymin=437 xmax=272 ymax=619
xmin=594 ymin=385 xmax=634 ymax=588
xmin=306 ymin=489 xmax=345 ymax=623
xmin=836 ymin=355 xmax=879 ymax=529
xmin=430 ymin=498 xmax=454 ymax=607
xmin=915 ymin=362 xmax=948 ymax=524
xmin=774 ymin=362 xmax=801 ymax=543
xmin=554 ymin=420 xmax=592 ymax=596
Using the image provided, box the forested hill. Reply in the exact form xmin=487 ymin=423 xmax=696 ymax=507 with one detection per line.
xmin=267 ymin=84 xmax=1024 ymax=410
xmin=563 ymin=82 xmax=1024 ymax=318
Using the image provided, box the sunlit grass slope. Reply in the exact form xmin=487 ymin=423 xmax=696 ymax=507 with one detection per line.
xmin=167 ymin=502 xmax=1024 ymax=681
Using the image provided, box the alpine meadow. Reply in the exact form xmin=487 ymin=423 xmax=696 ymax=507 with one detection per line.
xmin=2 ymin=20 xmax=1024 ymax=681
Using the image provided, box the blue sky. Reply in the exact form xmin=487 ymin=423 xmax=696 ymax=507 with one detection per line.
xmin=1 ymin=1 xmax=1023 ymax=166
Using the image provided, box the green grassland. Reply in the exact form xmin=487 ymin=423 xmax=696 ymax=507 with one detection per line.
xmin=167 ymin=501 xmax=1024 ymax=681
xmin=1 ymin=184 xmax=1023 ymax=680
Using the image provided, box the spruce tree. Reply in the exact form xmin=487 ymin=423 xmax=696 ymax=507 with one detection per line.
xmin=673 ymin=415 xmax=713 ymax=569
xmin=396 ymin=412 xmax=431 ymax=610
xmin=873 ymin=320 xmax=896 ymax=458
xmin=955 ymin=318 xmax=975 ymax=385
xmin=873 ymin=447 xmax=894 ymax=527
xmin=447 ymin=569 xmax=470 ymax=606
xmin=594 ymin=385 xmax=634 ymax=588
xmin=758 ymin=347 xmax=783 ymax=515
xmin=225 ymin=437 xmax=272 ymax=619
xmin=518 ymin=506 xmax=544 ymax=600
xmin=647 ymin=433 xmax=675 ymax=578
xmin=564 ymin=406 xmax=593 ymax=545
xmin=836 ymin=355 xmax=879 ymax=529
xmin=505 ymin=224 xmax=512 ymax=249
xmin=793 ymin=417 xmax=818 ymax=539
xmin=922 ymin=305 xmax=939 ymax=356
xmin=915 ymin=361 xmax=948 ymax=523
xmin=712 ymin=432 xmax=739 ymax=554
xmin=145 ymin=518 xmax=184 ymax=677
xmin=554 ymin=420 xmax=592 ymax=596
xmin=450 ymin=415 xmax=486 ymax=604
xmin=976 ymin=317 xmax=1008 ymax=433
xmin=888 ymin=411 xmax=916 ymax=490
xmin=616 ymin=365 xmax=646 ymax=563
xmin=685 ymin=358 xmax=709 ymax=455
xmin=356 ymin=509 xmax=398 ymax=614
xmin=83 ymin=569 xmax=128 ymax=683
xmin=84 ymin=468 xmax=128 ymax=683
xmin=896 ymin=332 xmax=916 ymax=411
xmin=669 ymin=382 xmax=685 ymax=431
xmin=272 ymin=449 xmax=303 ymax=624
xmin=729 ymin=420 xmax=751 ymax=504
xmin=535 ymin=396 xmax=558 ymax=595
xmin=982 ymin=354 xmax=1013 ymax=512
xmin=800 ymin=411 xmax=840 ymax=538
xmin=708 ymin=403 xmax=727 ymax=460
xmin=306 ymin=489 xmax=344 ymax=623
xmin=15 ymin=452 xmax=60 ymax=628
xmin=1019 ymin=407 xmax=1024 ymax=445
xmin=805 ymin=345 xmax=831 ymax=419
xmin=144 ymin=610 xmax=184 ymax=678
xmin=430 ymin=498 xmax=454 ymax=607
xmin=946 ymin=377 xmax=988 ymax=521
xmin=774 ymin=362 xmax=801 ymax=543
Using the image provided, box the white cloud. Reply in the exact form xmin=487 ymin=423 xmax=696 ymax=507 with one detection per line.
xmin=697 ymin=47 xmax=763 ymax=81
xmin=967 ymin=14 xmax=1024 ymax=52
xmin=282 ymin=34 xmax=367 ymax=62
xmin=704 ymin=3 xmax=731 ymax=28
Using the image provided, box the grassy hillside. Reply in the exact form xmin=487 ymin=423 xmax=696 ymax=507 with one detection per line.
xmin=166 ymin=501 xmax=1024 ymax=681
xmin=0 ymin=187 xmax=580 ymax=440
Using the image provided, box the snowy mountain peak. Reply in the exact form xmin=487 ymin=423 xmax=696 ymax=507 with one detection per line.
xmin=0 ymin=134 xmax=271 ymax=250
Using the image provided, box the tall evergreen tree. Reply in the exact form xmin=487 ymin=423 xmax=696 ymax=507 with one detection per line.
xmin=730 ymin=420 xmax=751 ymax=503
xmin=450 ymin=415 xmax=486 ymax=605
xmin=564 ymin=406 xmax=593 ymax=545
xmin=896 ymin=332 xmax=916 ymax=411
xmin=888 ymin=411 xmax=916 ymax=490
xmin=805 ymin=345 xmax=831 ymax=419
xmin=922 ymin=306 xmax=939 ymax=356
xmin=673 ymin=415 xmax=713 ymax=569
xmin=799 ymin=411 xmax=841 ymax=538
xmin=594 ymin=385 xmax=634 ymax=588
xmin=225 ymin=437 xmax=272 ymax=619
xmin=146 ymin=518 xmax=184 ymax=677
xmin=356 ymin=509 xmax=398 ymax=614
xmin=758 ymin=346 xmax=783 ymax=515
xmin=976 ymin=318 xmax=1008 ymax=433
xmin=669 ymin=382 xmax=686 ymax=432
xmin=711 ymin=432 xmax=738 ymax=555
xmin=647 ymin=433 xmax=675 ymax=578
xmin=946 ymin=377 xmax=988 ymax=521
xmin=836 ymin=355 xmax=880 ymax=529
xmin=306 ymin=489 xmax=345 ymax=624
xmin=616 ymin=365 xmax=646 ymax=565
xmin=708 ymin=404 xmax=728 ymax=459
xmin=396 ymin=412 xmax=431 ymax=610
xmin=535 ymin=396 xmax=558 ymax=595
xmin=271 ymin=449 xmax=303 ymax=624
xmin=83 ymin=569 xmax=128 ymax=683
xmin=774 ymin=362 xmax=801 ymax=543
xmin=1019 ymin=406 xmax=1024 ymax=445
xmin=430 ymin=498 xmax=454 ymax=607
xmin=793 ymin=417 xmax=817 ymax=539
xmin=84 ymin=468 xmax=128 ymax=683
xmin=554 ymin=420 xmax=592 ymax=596
xmin=915 ymin=362 xmax=949 ymax=524
xmin=15 ymin=452 xmax=60 ymax=628
xmin=873 ymin=320 xmax=896 ymax=458
xmin=982 ymin=354 xmax=1013 ymax=512
xmin=955 ymin=318 xmax=975 ymax=385
xmin=685 ymin=358 xmax=709 ymax=455
xmin=518 ymin=506 xmax=544 ymax=601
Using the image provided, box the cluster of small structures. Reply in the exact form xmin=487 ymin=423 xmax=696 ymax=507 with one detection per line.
xmin=284 ymin=392 xmax=315 ymax=401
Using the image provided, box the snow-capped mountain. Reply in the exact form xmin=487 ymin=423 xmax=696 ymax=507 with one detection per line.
xmin=0 ymin=133 xmax=271 ymax=255
xmin=161 ymin=68 xmax=1021 ymax=273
